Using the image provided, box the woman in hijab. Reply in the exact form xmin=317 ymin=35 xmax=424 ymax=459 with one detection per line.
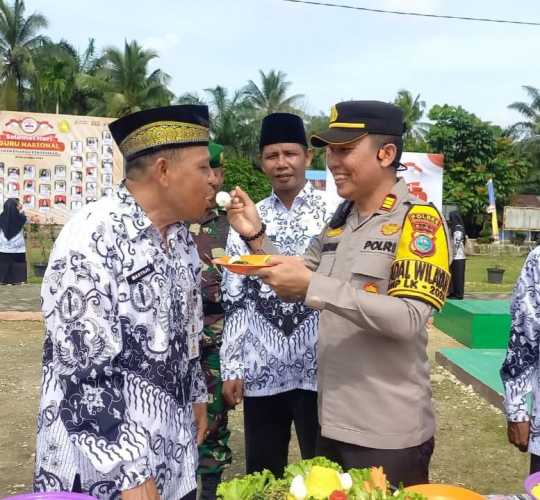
xmin=0 ymin=198 xmax=27 ymax=284
xmin=447 ymin=210 xmax=466 ymax=299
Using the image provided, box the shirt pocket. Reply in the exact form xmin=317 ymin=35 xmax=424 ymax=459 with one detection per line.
xmin=349 ymin=254 xmax=392 ymax=294
xmin=317 ymin=251 xmax=336 ymax=276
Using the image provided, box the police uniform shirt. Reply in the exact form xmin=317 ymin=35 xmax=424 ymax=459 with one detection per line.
xmin=263 ymin=178 xmax=452 ymax=449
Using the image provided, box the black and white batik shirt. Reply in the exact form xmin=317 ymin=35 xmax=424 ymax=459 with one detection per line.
xmin=34 ymin=182 xmax=207 ymax=499
xmin=220 ymin=181 xmax=330 ymax=397
xmin=502 ymin=246 xmax=540 ymax=455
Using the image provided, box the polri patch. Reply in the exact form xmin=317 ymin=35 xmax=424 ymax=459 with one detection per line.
xmin=364 ymin=240 xmax=397 ymax=254
xmin=127 ymin=263 xmax=155 ymax=284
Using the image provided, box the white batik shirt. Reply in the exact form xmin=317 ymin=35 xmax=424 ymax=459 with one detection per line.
xmin=220 ymin=182 xmax=330 ymax=397
xmin=502 ymin=246 xmax=540 ymax=455
xmin=34 ymin=182 xmax=207 ymax=499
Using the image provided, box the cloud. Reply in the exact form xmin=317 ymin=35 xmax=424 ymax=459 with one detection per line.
xmin=141 ymin=33 xmax=180 ymax=53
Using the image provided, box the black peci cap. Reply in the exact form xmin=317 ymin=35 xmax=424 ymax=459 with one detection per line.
xmin=109 ymin=104 xmax=210 ymax=161
xmin=259 ymin=112 xmax=308 ymax=151
xmin=311 ymin=101 xmax=405 ymax=148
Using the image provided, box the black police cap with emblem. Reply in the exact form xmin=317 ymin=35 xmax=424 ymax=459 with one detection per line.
xmin=311 ymin=101 xmax=405 ymax=148
xmin=259 ymin=112 xmax=308 ymax=151
xmin=109 ymin=105 xmax=210 ymax=161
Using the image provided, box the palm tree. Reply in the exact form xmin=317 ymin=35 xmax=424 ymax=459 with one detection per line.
xmin=508 ymin=86 xmax=540 ymax=193
xmin=0 ymin=0 xmax=48 ymax=110
xmin=204 ymin=85 xmax=257 ymax=156
xmin=81 ymin=40 xmax=173 ymax=117
xmin=508 ymin=86 xmax=540 ymax=139
xmin=243 ymin=69 xmax=304 ymax=117
xmin=393 ymin=90 xmax=429 ymax=148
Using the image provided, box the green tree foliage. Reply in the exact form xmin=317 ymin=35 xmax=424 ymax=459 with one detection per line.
xmin=306 ymin=113 xmax=329 ymax=170
xmin=0 ymin=0 xmax=48 ymax=110
xmin=80 ymin=40 xmax=173 ymax=117
xmin=222 ymin=156 xmax=271 ymax=203
xmin=507 ymin=86 xmax=540 ymax=193
xmin=244 ymin=69 xmax=304 ymax=117
xmin=393 ymin=89 xmax=429 ymax=151
xmin=426 ymin=104 xmax=529 ymax=231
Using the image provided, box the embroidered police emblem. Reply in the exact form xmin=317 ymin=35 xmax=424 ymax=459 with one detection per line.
xmin=380 ymin=223 xmax=400 ymax=236
xmin=59 ymin=286 xmax=86 ymax=322
xmin=408 ymin=211 xmax=441 ymax=258
xmin=326 ymin=227 xmax=343 ymax=238
xmin=363 ymin=283 xmax=378 ymax=294
xmin=130 ymin=281 xmax=155 ymax=312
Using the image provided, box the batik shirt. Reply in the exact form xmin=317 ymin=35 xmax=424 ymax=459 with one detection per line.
xmin=34 ymin=182 xmax=207 ymax=499
xmin=220 ymin=182 xmax=330 ymax=397
xmin=501 ymin=246 xmax=540 ymax=455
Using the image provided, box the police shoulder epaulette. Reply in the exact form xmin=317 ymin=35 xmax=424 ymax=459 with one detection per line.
xmin=387 ymin=203 xmax=451 ymax=311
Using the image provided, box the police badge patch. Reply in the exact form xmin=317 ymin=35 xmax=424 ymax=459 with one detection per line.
xmin=387 ymin=204 xmax=451 ymax=311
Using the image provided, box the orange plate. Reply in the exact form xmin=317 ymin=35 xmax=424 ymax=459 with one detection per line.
xmin=404 ymin=484 xmax=485 ymax=500
xmin=212 ymin=255 xmax=274 ymax=275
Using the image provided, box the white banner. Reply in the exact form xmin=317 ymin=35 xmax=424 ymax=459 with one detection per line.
xmin=0 ymin=111 xmax=123 ymax=224
xmin=325 ymin=152 xmax=444 ymax=210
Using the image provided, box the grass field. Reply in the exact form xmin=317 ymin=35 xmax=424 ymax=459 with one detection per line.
xmin=465 ymin=254 xmax=527 ymax=293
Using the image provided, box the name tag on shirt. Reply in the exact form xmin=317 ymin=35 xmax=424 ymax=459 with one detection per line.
xmin=188 ymin=329 xmax=199 ymax=360
xmin=322 ymin=242 xmax=338 ymax=253
xmin=127 ymin=263 xmax=155 ymax=284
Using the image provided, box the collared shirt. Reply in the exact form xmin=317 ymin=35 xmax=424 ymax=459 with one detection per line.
xmin=220 ymin=181 xmax=330 ymax=397
xmin=501 ymin=247 xmax=540 ymax=455
xmin=34 ymin=182 xmax=207 ymax=499
xmin=0 ymin=227 xmax=25 ymax=253
xmin=189 ymin=208 xmax=229 ymax=348
xmin=262 ymin=178 xmax=452 ymax=449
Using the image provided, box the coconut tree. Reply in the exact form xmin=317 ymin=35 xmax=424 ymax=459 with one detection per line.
xmin=243 ymin=69 xmax=304 ymax=117
xmin=508 ymin=86 xmax=540 ymax=139
xmin=0 ymin=0 xmax=48 ymax=110
xmin=204 ymin=85 xmax=257 ymax=156
xmin=81 ymin=40 xmax=173 ymax=117
xmin=30 ymin=39 xmax=102 ymax=115
xmin=393 ymin=89 xmax=430 ymax=149
xmin=508 ymin=86 xmax=540 ymax=193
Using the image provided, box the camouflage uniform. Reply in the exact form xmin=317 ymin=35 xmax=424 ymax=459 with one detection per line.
xmin=189 ymin=209 xmax=232 ymax=478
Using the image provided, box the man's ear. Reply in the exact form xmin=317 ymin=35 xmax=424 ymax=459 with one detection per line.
xmin=378 ymin=143 xmax=397 ymax=168
xmin=153 ymin=156 xmax=169 ymax=186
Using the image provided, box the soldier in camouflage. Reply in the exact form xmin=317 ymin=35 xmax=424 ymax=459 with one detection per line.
xmin=190 ymin=143 xmax=232 ymax=500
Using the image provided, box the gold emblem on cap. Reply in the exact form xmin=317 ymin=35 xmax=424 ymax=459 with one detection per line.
xmin=330 ymin=105 xmax=338 ymax=123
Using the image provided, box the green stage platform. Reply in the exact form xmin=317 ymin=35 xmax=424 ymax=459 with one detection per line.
xmin=436 ymin=348 xmax=506 ymax=409
xmin=434 ymin=299 xmax=511 ymax=348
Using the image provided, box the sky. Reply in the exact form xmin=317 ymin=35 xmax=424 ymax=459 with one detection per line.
xmin=28 ymin=0 xmax=540 ymax=127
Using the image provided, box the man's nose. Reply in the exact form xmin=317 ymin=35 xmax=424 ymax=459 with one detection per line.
xmin=208 ymin=168 xmax=218 ymax=188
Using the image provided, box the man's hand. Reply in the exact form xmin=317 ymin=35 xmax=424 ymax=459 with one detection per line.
xmin=227 ymin=187 xmax=262 ymax=239
xmin=193 ymin=402 xmax=209 ymax=446
xmin=253 ymin=256 xmax=313 ymax=300
xmin=122 ymin=478 xmax=160 ymax=500
xmin=223 ymin=379 xmax=244 ymax=409
xmin=507 ymin=420 xmax=530 ymax=452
